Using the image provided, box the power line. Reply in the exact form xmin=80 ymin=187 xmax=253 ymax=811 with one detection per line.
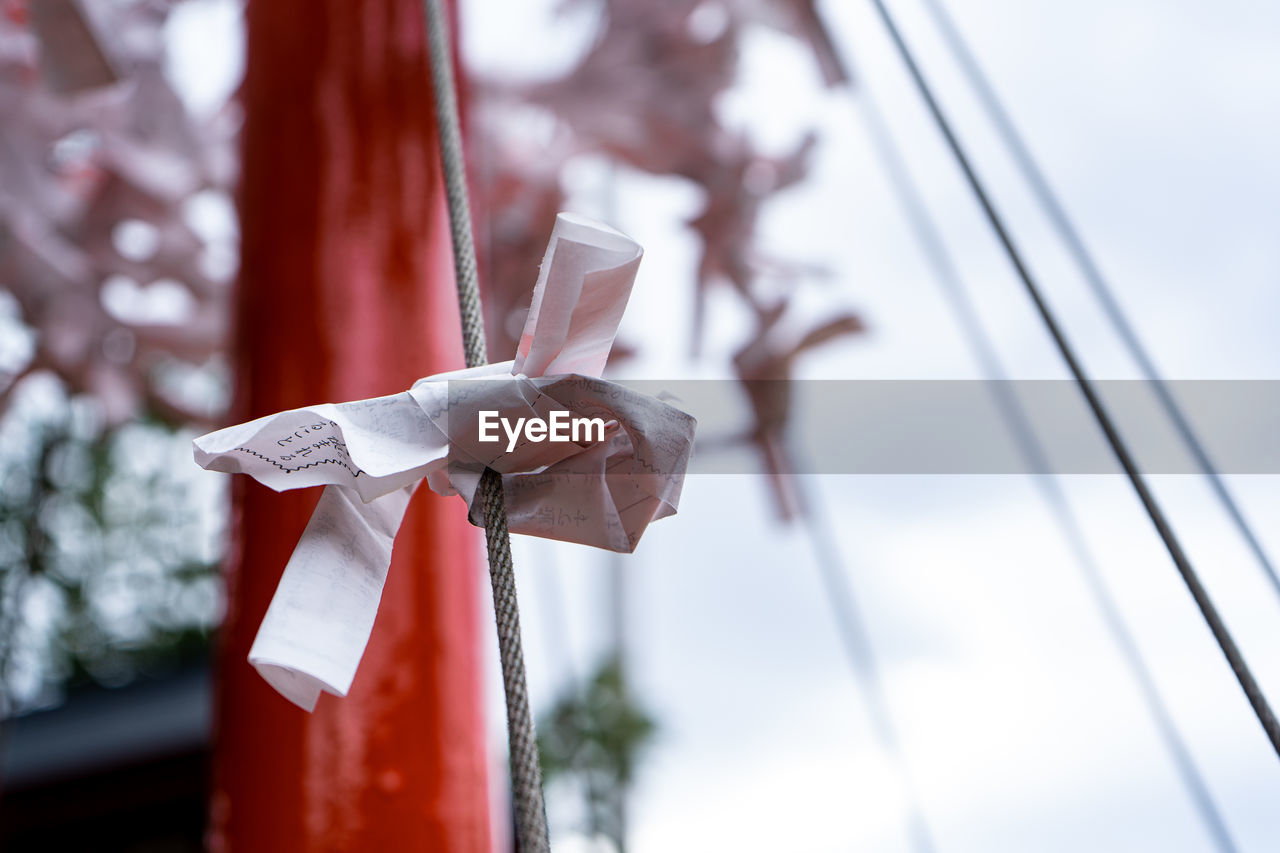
xmin=866 ymin=0 xmax=1280 ymax=758
xmin=917 ymin=0 xmax=1280 ymax=605
xmin=835 ymin=43 xmax=1238 ymax=851
xmin=789 ymin=466 xmax=939 ymax=853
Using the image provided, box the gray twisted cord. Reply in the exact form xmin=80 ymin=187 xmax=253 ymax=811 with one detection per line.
xmin=424 ymin=0 xmax=487 ymax=371
xmin=479 ymin=469 xmax=549 ymax=851
xmin=423 ymin=1 xmax=551 ymax=850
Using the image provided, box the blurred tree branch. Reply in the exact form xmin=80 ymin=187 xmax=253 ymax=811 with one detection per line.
xmin=0 ymin=0 xmax=234 ymax=712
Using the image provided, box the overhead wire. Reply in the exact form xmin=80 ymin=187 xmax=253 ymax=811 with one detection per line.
xmin=789 ymin=465 xmax=940 ymax=853
xmin=865 ymin=0 xmax=1280 ymax=758
xmin=917 ymin=0 xmax=1280 ymax=604
xmin=830 ymin=32 xmax=1238 ymax=850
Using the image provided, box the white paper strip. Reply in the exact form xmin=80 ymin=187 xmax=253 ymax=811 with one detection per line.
xmin=195 ymin=213 xmax=695 ymax=710
xmin=247 ymin=484 xmax=414 ymax=710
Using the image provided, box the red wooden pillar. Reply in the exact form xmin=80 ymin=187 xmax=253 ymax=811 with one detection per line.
xmin=209 ymin=2 xmax=491 ymax=850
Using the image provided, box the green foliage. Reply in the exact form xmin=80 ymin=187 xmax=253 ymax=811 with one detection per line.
xmin=538 ymin=653 xmax=656 ymax=850
xmin=0 ymin=383 xmax=223 ymax=713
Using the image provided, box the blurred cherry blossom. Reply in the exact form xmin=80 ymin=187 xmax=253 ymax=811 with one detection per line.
xmin=0 ymin=0 xmax=237 ymax=428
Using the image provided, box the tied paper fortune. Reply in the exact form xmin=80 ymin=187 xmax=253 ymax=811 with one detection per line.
xmin=193 ymin=213 xmax=696 ymax=711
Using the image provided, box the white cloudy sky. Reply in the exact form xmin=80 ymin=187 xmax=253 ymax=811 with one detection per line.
xmin=168 ymin=1 xmax=1280 ymax=850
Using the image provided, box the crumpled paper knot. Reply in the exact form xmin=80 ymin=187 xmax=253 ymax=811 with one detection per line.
xmin=193 ymin=214 xmax=696 ymax=710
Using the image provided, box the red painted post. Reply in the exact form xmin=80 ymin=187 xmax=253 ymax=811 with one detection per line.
xmin=208 ymin=2 xmax=491 ymax=850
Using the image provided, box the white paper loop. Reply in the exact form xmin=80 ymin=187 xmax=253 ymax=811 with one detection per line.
xmin=193 ymin=214 xmax=696 ymax=710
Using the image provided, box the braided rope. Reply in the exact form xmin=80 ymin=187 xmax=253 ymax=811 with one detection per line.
xmin=423 ymin=1 xmax=550 ymax=849
xmin=423 ymin=0 xmax=486 ymax=370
